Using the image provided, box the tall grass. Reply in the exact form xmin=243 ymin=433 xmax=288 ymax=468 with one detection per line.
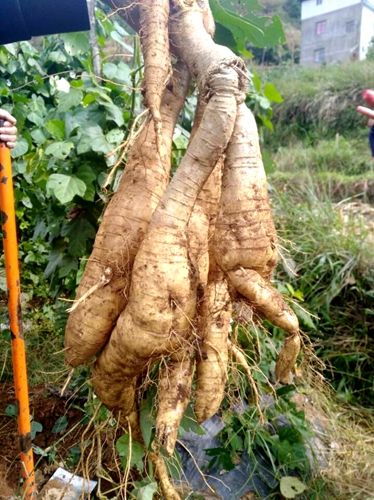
xmin=271 ymin=180 xmax=374 ymax=407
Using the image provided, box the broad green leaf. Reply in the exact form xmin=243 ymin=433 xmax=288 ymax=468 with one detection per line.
xmin=103 ymin=62 xmax=131 ymax=85
xmin=45 ymin=141 xmax=74 ymax=160
xmin=180 ymin=405 xmax=205 ymax=435
xmin=48 ymin=50 xmax=67 ymax=64
xmin=64 ymin=218 xmax=96 ymax=257
xmin=280 ymin=476 xmax=307 ymax=498
xmin=136 ymin=482 xmax=158 ymax=500
xmin=11 ymin=138 xmax=29 ymax=158
xmin=264 ymin=83 xmax=283 ymax=103
xmin=27 ymin=112 xmax=45 ymax=126
xmin=77 ymin=125 xmax=112 ymax=155
xmin=102 ymin=102 xmax=124 ymax=127
xmin=44 ymin=247 xmax=64 ymax=277
xmin=45 ymin=119 xmax=66 ymax=141
xmin=31 ymin=421 xmax=43 ymax=439
xmin=5 ymin=404 xmax=18 ymax=417
xmin=116 ymin=434 xmax=145 ymax=471
xmin=52 ymin=416 xmax=69 ymax=434
xmin=33 ymin=445 xmax=48 ymax=457
xmin=31 ymin=129 xmax=47 ymax=145
xmin=75 ymin=165 xmax=97 ymax=201
xmin=110 ymin=31 xmax=134 ymax=52
xmin=47 ymin=174 xmax=86 ymax=204
xmin=60 ymin=33 xmax=90 ymax=56
xmin=58 ymin=256 xmax=78 ymax=277
xmin=106 ymin=128 xmax=125 ymax=145
xmin=57 ymin=88 xmax=84 ymax=113
xmin=210 ymin=0 xmax=285 ymax=53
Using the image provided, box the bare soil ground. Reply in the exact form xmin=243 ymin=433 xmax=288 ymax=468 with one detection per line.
xmin=0 ymin=383 xmax=85 ymax=499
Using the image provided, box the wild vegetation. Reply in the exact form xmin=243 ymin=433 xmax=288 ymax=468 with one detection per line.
xmin=0 ymin=1 xmax=373 ymax=500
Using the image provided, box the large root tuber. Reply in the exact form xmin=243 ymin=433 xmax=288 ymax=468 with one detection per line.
xmin=214 ymin=103 xmax=301 ymax=384
xmin=92 ymin=65 xmax=240 ymax=415
xmin=64 ymin=62 xmax=190 ymax=367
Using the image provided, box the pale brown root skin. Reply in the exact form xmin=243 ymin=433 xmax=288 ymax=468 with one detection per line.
xmin=149 ymin=450 xmax=182 ymax=500
xmin=214 ymin=102 xmax=301 ymax=383
xmin=275 ymin=333 xmax=301 ymax=384
xmin=156 ymin=349 xmax=194 ymax=456
xmin=64 ymin=62 xmax=190 ymax=367
xmin=195 ymin=269 xmax=232 ymax=423
xmin=92 ymin=65 xmax=239 ymax=415
xmin=140 ymin=0 xmax=171 ymax=156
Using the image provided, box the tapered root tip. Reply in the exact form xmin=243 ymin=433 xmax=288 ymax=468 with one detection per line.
xmin=275 ymin=333 xmax=301 ymax=384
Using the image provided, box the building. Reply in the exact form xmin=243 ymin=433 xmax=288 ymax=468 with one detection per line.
xmin=300 ymin=0 xmax=374 ymax=66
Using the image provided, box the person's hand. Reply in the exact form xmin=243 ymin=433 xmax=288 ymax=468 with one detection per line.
xmin=0 ymin=109 xmax=17 ymax=148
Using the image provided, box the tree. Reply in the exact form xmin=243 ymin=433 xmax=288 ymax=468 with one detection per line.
xmin=64 ymin=1 xmax=301 ymax=497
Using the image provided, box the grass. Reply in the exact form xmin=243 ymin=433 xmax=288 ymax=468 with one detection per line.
xmin=270 ymin=179 xmax=374 ymax=407
xmin=0 ymin=301 xmax=68 ymax=387
xmin=257 ymin=60 xmax=374 ymax=144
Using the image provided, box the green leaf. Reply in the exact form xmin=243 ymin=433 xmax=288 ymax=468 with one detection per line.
xmin=60 ymin=33 xmax=90 ymax=56
xmin=52 ymin=416 xmax=69 ymax=434
xmin=5 ymin=404 xmax=18 ymax=417
xmin=116 ymin=434 xmax=145 ymax=471
xmin=292 ymin=303 xmax=317 ymax=330
xmin=102 ymin=102 xmax=124 ymax=127
xmin=45 ymin=119 xmax=66 ymax=141
xmin=103 ymin=61 xmax=131 ymax=85
xmin=77 ymin=125 xmax=112 ymax=155
xmin=263 ymin=83 xmax=283 ymax=104
xmin=136 ymin=482 xmax=158 ymax=500
xmin=47 ymin=174 xmax=86 ymax=204
xmin=75 ymin=165 xmax=97 ymax=201
xmin=33 ymin=445 xmax=48 ymax=457
xmin=64 ymin=218 xmax=96 ymax=257
xmin=210 ymin=0 xmax=285 ymax=53
xmin=57 ymin=88 xmax=84 ymax=113
xmin=44 ymin=246 xmax=65 ymax=278
xmin=110 ymin=31 xmax=134 ymax=52
xmin=140 ymin=397 xmax=156 ymax=450
xmin=106 ymin=128 xmax=125 ymax=145
xmin=280 ymin=476 xmax=307 ymax=498
xmin=45 ymin=141 xmax=74 ymax=160
xmin=31 ymin=421 xmax=43 ymax=439
xmin=31 ymin=129 xmax=47 ymax=146
xmin=180 ymin=405 xmax=205 ymax=435
xmin=48 ymin=50 xmax=67 ymax=63
xmin=11 ymin=138 xmax=29 ymax=158
xmin=58 ymin=256 xmax=78 ymax=278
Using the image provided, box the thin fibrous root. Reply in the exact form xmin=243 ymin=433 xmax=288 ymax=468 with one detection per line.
xmin=66 ymin=267 xmax=113 ymax=313
xmin=228 ymin=339 xmax=264 ymax=425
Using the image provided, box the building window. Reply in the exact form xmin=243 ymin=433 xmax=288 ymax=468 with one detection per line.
xmin=346 ymin=20 xmax=355 ymax=33
xmin=316 ymin=20 xmax=326 ymax=35
xmin=314 ymin=48 xmax=325 ymax=63
xmin=316 ymin=0 xmax=322 ymax=5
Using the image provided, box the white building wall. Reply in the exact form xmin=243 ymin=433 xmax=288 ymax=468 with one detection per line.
xmin=302 ymin=0 xmax=360 ymax=20
xmin=360 ymin=5 xmax=374 ymax=58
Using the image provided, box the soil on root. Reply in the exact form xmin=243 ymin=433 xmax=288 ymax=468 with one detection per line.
xmin=0 ymin=383 xmax=86 ymax=499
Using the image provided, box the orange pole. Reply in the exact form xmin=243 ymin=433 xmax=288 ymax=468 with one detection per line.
xmin=0 ymin=132 xmax=36 ymax=498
